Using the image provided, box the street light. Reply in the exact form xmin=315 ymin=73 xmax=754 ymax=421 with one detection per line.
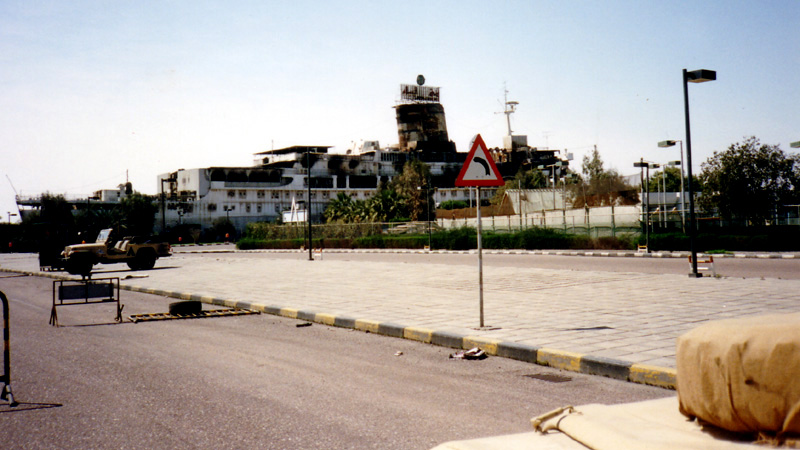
xmin=664 ymin=160 xmax=682 ymax=228
xmin=417 ymin=184 xmax=433 ymax=250
xmin=538 ymin=160 xmax=567 ymax=211
xmin=306 ymin=147 xmax=314 ymax=261
xmin=683 ymin=68 xmax=716 ymax=277
xmin=561 ymin=173 xmax=577 ymax=232
xmin=791 ymin=141 xmax=800 ymax=149
xmin=650 ymin=163 xmax=662 ymax=228
xmin=7 ymin=212 xmax=17 ymax=224
xmin=160 ymin=178 xmax=168 ymax=232
xmin=658 ymin=140 xmax=686 ymax=231
xmin=634 ymin=159 xmax=660 ymax=251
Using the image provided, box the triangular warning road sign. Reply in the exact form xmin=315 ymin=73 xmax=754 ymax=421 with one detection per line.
xmin=455 ymin=134 xmax=505 ymax=187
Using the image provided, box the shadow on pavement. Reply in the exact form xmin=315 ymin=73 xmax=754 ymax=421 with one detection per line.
xmin=0 ymin=401 xmax=63 ymax=413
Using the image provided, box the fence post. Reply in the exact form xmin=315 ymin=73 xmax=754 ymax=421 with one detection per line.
xmin=611 ymin=204 xmax=616 ymax=238
xmin=1 ymin=290 xmax=16 ymax=406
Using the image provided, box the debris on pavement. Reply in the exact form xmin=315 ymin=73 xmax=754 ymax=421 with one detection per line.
xmin=394 ymin=351 xmax=404 ymax=356
xmin=449 ymin=347 xmax=487 ymax=360
xmin=296 ymin=322 xmax=312 ymax=328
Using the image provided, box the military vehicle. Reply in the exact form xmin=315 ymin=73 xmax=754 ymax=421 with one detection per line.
xmin=62 ymin=228 xmax=171 ymax=277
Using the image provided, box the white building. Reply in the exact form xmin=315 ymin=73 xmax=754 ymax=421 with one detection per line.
xmin=156 ymin=142 xmax=495 ymax=233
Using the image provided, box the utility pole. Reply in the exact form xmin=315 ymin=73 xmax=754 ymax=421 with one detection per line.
xmin=307 ymin=148 xmax=314 ymax=261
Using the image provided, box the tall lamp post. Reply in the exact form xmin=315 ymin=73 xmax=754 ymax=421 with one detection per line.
xmin=791 ymin=142 xmax=800 ymax=226
xmin=306 ymin=147 xmax=314 ymax=261
xmin=683 ymin=68 xmax=716 ymax=277
xmin=160 ymin=177 xmax=169 ymax=233
xmin=649 ymin=163 xmax=661 ymax=228
xmin=633 ymin=160 xmax=654 ymax=252
xmin=417 ymin=184 xmax=433 ymax=250
xmin=665 ymin=160 xmax=682 ymax=228
xmin=658 ymin=140 xmax=686 ymax=231
xmin=538 ymin=161 xmax=566 ymax=211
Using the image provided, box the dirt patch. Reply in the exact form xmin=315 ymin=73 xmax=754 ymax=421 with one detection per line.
xmin=437 ymin=203 xmax=515 ymax=220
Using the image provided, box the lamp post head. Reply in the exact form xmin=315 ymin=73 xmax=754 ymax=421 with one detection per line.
xmin=686 ymin=69 xmax=716 ymax=83
xmin=658 ymin=140 xmax=678 ymax=148
xmin=791 ymin=141 xmax=800 ymax=149
xmin=668 ymin=160 xmax=681 ymax=166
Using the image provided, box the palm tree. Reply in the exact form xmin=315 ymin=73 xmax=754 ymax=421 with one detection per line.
xmin=367 ymin=190 xmax=408 ymax=222
xmin=323 ymin=193 xmax=356 ymax=223
xmin=390 ymin=159 xmax=431 ymax=221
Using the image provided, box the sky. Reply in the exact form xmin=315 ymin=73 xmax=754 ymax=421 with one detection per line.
xmin=2 ymin=0 xmax=798 ymax=222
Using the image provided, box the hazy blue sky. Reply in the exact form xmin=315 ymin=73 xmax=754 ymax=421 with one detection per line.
xmin=2 ymin=1 xmax=798 ymax=221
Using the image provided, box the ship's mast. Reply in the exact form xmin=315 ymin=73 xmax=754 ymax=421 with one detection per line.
xmin=503 ymin=87 xmax=518 ymax=138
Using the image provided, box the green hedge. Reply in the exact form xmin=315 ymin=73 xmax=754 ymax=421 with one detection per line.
xmin=237 ymin=226 xmax=636 ymax=251
xmin=640 ymin=227 xmax=800 ymax=252
xmin=438 ymin=200 xmax=469 ymax=210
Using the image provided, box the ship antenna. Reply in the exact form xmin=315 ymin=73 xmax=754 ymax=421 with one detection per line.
xmin=502 ymin=86 xmax=518 ymax=138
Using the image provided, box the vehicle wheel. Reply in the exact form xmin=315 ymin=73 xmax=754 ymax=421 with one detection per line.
xmin=169 ymin=301 xmax=202 ymax=315
xmin=134 ymin=250 xmax=157 ymax=270
xmin=126 ymin=260 xmax=141 ymax=270
xmin=66 ymin=254 xmax=94 ymax=277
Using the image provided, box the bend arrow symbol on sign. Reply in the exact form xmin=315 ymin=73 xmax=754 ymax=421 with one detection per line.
xmin=472 ymin=157 xmax=491 ymax=176
xmin=455 ymin=134 xmax=505 ymax=187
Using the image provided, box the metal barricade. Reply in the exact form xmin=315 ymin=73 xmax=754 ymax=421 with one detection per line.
xmin=50 ymin=278 xmax=122 ymax=327
xmin=1 ymin=290 xmax=16 ymax=406
xmin=688 ymin=255 xmax=716 ymax=277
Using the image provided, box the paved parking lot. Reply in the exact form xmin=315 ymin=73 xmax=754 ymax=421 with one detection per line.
xmin=3 ymin=249 xmax=799 ymax=386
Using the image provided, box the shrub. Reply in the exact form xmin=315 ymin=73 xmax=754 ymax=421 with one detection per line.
xmin=439 ymin=200 xmax=469 ymax=210
xmin=434 ymin=227 xmax=476 ymax=250
xmin=516 ymin=227 xmax=572 ymax=250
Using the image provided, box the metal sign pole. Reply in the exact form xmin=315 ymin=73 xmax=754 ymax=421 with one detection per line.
xmin=477 ymin=186 xmax=484 ymax=328
xmin=454 ymin=134 xmax=503 ymax=329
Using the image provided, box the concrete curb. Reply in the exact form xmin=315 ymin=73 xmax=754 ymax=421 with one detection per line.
xmin=0 ymin=266 xmax=677 ymax=390
xmin=134 ymin=286 xmax=677 ymax=389
xmin=181 ymin=247 xmax=799 ymax=259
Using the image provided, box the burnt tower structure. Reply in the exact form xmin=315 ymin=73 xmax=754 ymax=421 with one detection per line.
xmin=395 ymin=76 xmax=457 ymax=155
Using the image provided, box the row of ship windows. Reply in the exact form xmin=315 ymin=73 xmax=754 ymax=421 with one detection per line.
xmin=171 ymin=189 xmax=494 ymax=215
xmin=208 ymin=203 xmax=303 ymax=214
xmin=224 ymin=189 xmax=480 ymax=200
xmin=226 ymin=190 xmax=344 ymax=200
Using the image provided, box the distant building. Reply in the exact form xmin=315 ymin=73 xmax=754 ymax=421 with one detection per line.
xmin=15 ymin=183 xmax=132 ymax=222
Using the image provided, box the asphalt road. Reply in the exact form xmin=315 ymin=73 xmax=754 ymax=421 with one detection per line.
xmin=0 ymin=274 xmax=670 ymax=450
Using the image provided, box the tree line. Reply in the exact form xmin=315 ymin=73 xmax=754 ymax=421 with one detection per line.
xmin=490 ymin=136 xmax=800 ymax=225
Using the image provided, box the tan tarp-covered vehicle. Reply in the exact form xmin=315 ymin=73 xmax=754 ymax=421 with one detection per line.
xmin=432 ymin=313 xmax=800 ymax=449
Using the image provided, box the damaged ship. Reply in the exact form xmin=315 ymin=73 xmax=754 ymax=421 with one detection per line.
xmin=156 ymin=79 xmax=566 ymax=232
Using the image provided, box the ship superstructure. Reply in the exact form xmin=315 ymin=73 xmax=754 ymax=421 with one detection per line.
xmin=154 ymin=79 xmax=566 ymax=232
